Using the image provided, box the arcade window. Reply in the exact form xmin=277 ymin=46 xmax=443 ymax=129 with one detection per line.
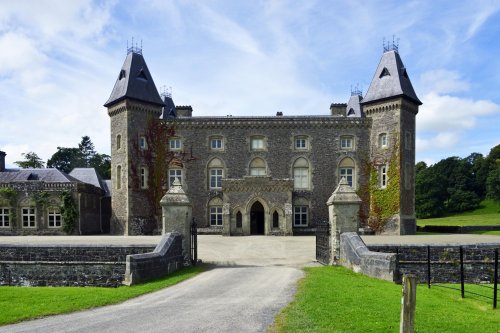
xmin=0 ymin=208 xmax=10 ymax=227
xmin=209 ymin=168 xmax=223 ymax=189
xmin=22 ymin=208 xmax=36 ymax=228
xmin=48 ymin=208 xmax=62 ymax=228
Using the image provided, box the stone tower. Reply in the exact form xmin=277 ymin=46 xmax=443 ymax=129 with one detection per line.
xmin=361 ymin=44 xmax=421 ymax=235
xmin=104 ymin=47 xmax=165 ymax=235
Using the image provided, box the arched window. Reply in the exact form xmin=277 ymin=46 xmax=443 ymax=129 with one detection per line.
xmin=236 ymin=211 xmax=242 ymax=228
xmin=116 ymin=134 xmax=121 ymax=150
xmin=273 ymin=211 xmax=279 ymax=229
xmin=116 ymin=165 xmax=122 ymax=190
xmin=208 ymin=158 xmax=224 ymax=190
xmin=339 ymin=157 xmax=355 ymax=188
xmin=293 ymin=157 xmax=310 ymax=190
xmin=249 ymin=158 xmax=267 ymax=176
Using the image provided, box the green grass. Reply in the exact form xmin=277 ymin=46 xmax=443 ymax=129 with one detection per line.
xmin=417 ymin=199 xmax=500 ymax=228
xmin=0 ymin=266 xmax=204 ymax=326
xmin=270 ymin=266 xmax=499 ymax=333
xmin=468 ymin=230 xmax=500 ymax=235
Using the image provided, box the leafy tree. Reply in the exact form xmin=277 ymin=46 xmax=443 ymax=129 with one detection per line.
xmin=415 ymin=165 xmax=447 ymax=218
xmin=14 ymin=152 xmax=45 ymax=169
xmin=89 ymin=153 xmax=111 ymax=179
xmin=47 ymin=147 xmax=83 ymax=173
xmin=486 ymin=164 xmax=500 ymax=203
xmin=47 ymin=136 xmax=110 ymax=178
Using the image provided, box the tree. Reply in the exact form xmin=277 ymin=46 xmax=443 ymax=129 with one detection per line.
xmin=47 ymin=147 xmax=83 ymax=173
xmin=14 ymin=152 xmax=45 ymax=169
xmin=486 ymin=164 xmax=500 ymax=203
xmin=78 ymin=136 xmax=96 ymax=167
xmin=47 ymin=136 xmax=111 ymax=178
xmin=89 ymin=153 xmax=111 ymax=179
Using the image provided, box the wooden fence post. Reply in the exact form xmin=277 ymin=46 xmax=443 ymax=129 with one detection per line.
xmin=400 ymin=274 xmax=417 ymax=333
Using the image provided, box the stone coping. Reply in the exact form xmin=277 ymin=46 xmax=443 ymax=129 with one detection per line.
xmin=361 ymin=234 xmax=500 ymax=246
xmin=0 ymin=236 xmax=161 ymax=247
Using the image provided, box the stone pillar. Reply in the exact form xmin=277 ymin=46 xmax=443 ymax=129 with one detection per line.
xmin=326 ymin=177 xmax=362 ymax=262
xmin=222 ymin=203 xmax=231 ymax=236
xmin=284 ymin=203 xmax=293 ymax=235
xmin=160 ymin=179 xmax=192 ymax=264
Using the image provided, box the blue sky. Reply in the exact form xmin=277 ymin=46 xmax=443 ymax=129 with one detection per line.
xmin=0 ymin=0 xmax=499 ymax=168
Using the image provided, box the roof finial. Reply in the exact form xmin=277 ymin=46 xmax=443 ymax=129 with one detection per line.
xmin=383 ymin=35 xmax=399 ymax=53
xmin=351 ymin=83 xmax=362 ymax=96
xmin=127 ymin=37 xmax=143 ymax=55
xmin=160 ymin=85 xmax=172 ymax=98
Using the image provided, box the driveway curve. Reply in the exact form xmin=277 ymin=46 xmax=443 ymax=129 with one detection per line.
xmin=1 ymin=236 xmax=316 ymax=333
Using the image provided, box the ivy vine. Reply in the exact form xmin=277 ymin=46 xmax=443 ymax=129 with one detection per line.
xmin=358 ymin=137 xmax=401 ymax=233
xmin=32 ymin=191 xmax=49 ymax=207
xmin=60 ymin=191 xmax=78 ymax=233
xmin=0 ymin=187 xmax=17 ymax=224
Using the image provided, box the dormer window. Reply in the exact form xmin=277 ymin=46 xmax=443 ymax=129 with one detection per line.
xmin=137 ymin=68 xmax=147 ymax=81
xmin=347 ymin=108 xmax=355 ymax=116
xmin=379 ymin=67 xmax=390 ymax=78
xmin=118 ymin=70 xmax=126 ymax=80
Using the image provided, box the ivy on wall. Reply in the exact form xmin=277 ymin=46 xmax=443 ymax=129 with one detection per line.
xmin=0 ymin=187 xmax=18 ymax=224
xmin=358 ymin=137 xmax=401 ymax=233
xmin=32 ymin=191 xmax=49 ymax=207
xmin=60 ymin=191 xmax=78 ymax=233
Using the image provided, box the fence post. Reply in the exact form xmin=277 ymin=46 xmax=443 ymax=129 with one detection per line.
xmin=427 ymin=246 xmax=431 ymax=288
xmin=460 ymin=246 xmax=465 ymax=299
xmin=494 ymin=249 xmax=498 ymax=309
xmin=400 ymin=274 xmax=417 ymax=333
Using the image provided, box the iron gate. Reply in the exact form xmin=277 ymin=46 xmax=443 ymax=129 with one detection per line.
xmin=316 ymin=220 xmax=331 ymax=265
xmin=190 ymin=217 xmax=197 ymax=265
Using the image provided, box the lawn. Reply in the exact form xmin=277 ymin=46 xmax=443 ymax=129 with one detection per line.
xmin=418 ymin=199 xmax=500 ymax=228
xmin=0 ymin=266 xmax=204 ymax=326
xmin=270 ymin=266 xmax=499 ymax=333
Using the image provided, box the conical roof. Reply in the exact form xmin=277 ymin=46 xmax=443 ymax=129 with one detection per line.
xmin=104 ymin=50 xmax=165 ymax=108
xmin=362 ymin=50 xmax=421 ymax=105
xmin=346 ymin=93 xmax=364 ymax=117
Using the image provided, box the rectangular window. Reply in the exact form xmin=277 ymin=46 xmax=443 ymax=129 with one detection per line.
xmin=251 ymin=137 xmax=265 ymax=150
xmin=210 ymin=207 xmax=223 ymax=226
xmin=139 ymin=136 xmax=147 ymax=150
xmin=169 ymin=169 xmax=182 ymax=186
xmin=294 ymin=206 xmax=308 ymax=227
xmin=295 ymin=137 xmax=308 ymax=149
xmin=22 ymin=208 xmax=36 ymax=228
xmin=210 ymin=138 xmax=223 ymax=150
xmin=140 ymin=167 xmax=148 ymax=189
xmin=380 ymin=165 xmax=388 ymax=188
xmin=379 ymin=133 xmax=387 ymax=148
xmin=209 ymin=168 xmax=223 ymax=189
xmin=293 ymin=168 xmax=309 ymax=189
xmin=340 ymin=136 xmax=353 ymax=149
xmin=169 ymin=138 xmax=182 ymax=151
xmin=0 ymin=208 xmax=10 ymax=227
xmin=48 ymin=208 xmax=62 ymax=228
xmin=250 ymin=167 xmax=266 ymax=176
xmin=339 ymin=167 xmax=354 ymax=187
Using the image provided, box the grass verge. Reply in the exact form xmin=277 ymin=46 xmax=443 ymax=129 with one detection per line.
xmin=0 ymin=265 xmax=204 ymax=326
xmin=270 ymin=266 xmax=499 ymax=333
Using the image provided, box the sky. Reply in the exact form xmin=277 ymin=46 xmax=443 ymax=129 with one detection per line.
xmin=0 ymin=0 xmax=499 ymax=168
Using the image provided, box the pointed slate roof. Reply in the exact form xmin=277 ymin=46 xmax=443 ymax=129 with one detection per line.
xmin=362 ymin=50 xmax=422 ymax=105
xmin=161 ymin=94 xmax=177 ymax=119
xmin=346 ymin=93 xmax=364 ymax=117
xmin=104 ymin=50 xmax=165 ymax=108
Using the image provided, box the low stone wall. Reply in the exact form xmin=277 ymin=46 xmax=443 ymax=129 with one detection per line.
xmin=369 ymin=244 xmax=499 ymax=284
xmin=123 ymin=232 xmax=184 ymax=285
xmin=0 ymin=244 xmax=155 ymax=287
xmin=339 ymin=232 xmax=397 ymax=282
xmin=417 ymin=225 xmax=500 ymax=234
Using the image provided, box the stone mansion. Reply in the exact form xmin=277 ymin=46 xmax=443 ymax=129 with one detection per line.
xmin=104 ymin=43 xmax=421 ymax=236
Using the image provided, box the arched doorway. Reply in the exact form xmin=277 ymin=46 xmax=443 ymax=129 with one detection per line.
xmin=250 ymin=201 xmax=265 ymax=235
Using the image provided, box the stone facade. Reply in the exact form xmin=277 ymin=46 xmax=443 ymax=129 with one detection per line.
xmin=105 ymin=45 xmax=421 ymax=236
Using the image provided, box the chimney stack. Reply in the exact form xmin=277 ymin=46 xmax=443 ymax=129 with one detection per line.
xmin=0 ymin=151 xmax=5 ymax=172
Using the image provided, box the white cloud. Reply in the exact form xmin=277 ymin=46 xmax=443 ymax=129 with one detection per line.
xmin=418 ymin=92 xmax=500 ymax=132
xmin=416 ymin=132 xmax=460 ymax=153
xmin=419 ymin=70 xmax=470 ymax=95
